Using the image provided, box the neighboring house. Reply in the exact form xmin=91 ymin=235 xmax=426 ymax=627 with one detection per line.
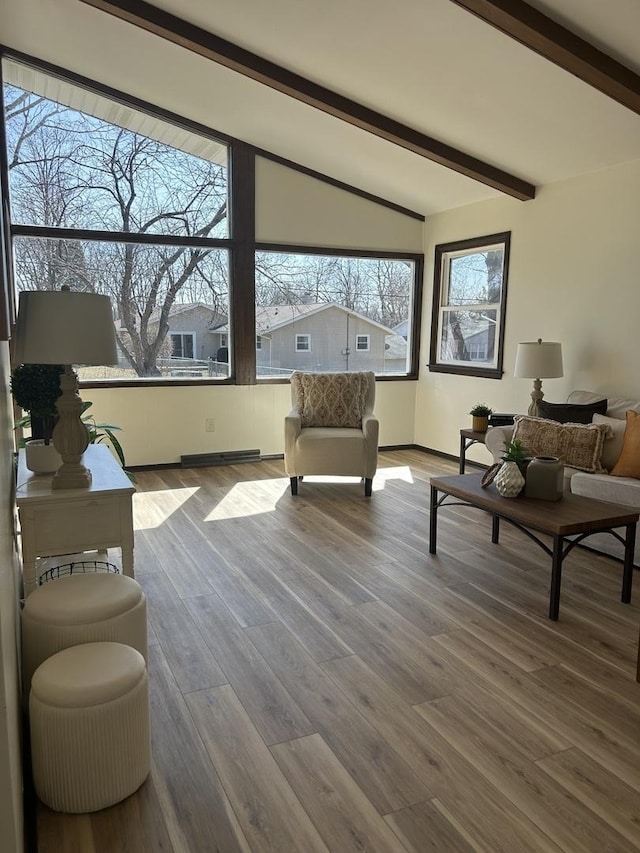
xmin=392 ymin=319 xmax=409 ymax=340
xmin=116 ymin=302 xmax=227 ymax=373
xmin=251 ymin=303 xmax=406 ymax=375
xmin=439 ymin=320 xmax=494 ymax=364
xmin=118 ymin=300 xmax=409 ymax=375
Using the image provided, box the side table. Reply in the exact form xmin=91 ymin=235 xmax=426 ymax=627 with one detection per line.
xmin=459 ymin=428 xmax=488 ymax=474
xmin=15 ymin=444 xmax=136 ymax=598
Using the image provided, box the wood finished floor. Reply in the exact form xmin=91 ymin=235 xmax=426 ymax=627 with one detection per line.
xmin=36 ymin=450 xmax=640 ymax=852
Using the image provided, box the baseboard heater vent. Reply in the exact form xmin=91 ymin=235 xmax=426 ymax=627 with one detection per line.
xmin=181 ymin=449 xmax=261 ymax=468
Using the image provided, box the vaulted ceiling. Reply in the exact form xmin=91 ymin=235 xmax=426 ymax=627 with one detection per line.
xmin=4 ymin=0 xmax=640 ymax=216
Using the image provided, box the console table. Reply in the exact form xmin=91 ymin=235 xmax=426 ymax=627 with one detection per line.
xmin=16 ymin=444 xmax=135 ymax=598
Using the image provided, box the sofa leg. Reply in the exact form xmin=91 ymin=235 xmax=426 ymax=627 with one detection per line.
xmin=365 ymin=478 xmax=372 ymax=497
xmin=290 ymin=477 xmax=298 ymax=496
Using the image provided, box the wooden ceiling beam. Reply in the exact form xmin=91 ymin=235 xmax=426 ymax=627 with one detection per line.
xmin=78 ymin=0 xmax=535 ymax=201
xmin=450 ymin=0 xmax=640 ymax=115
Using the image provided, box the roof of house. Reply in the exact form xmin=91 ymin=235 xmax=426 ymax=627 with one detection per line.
xmin=213 ymin=303 xmax=399 ymax=336
xmin=117 ymin=301 xmax=223 ymax=332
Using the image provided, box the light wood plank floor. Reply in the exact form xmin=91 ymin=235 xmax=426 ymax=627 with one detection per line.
xmin=36 ymin=450 xmax=640 ymax=852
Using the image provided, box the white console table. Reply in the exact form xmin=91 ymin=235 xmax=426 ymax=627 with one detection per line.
xmin=16 ymin=444 xmax=135 ymax=598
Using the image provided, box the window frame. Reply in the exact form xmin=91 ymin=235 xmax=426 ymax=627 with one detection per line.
xmin=170 ymin=332 xmax=196 ymax=360
xmin=429 ymin=232 xmax=510 ymax=379
xmin=355 ymin=334 xmax=370 ymax=352
xmin=295 ymin=333 xmax=311 ymax=352
xmin=0 ymin=48 xmax=425 ymax=384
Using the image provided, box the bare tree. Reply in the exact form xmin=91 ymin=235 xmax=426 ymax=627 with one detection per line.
xmin=6 ymin=86 xmax=228 ymax=376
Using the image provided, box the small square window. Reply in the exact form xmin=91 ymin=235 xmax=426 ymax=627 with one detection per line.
xmin=256 ymin=335 xmax=262 ymax=350
xmin=296 ymin=334 xmax=311 ymax=352
xmin=356 ymin=334 xmax=370 ymax=352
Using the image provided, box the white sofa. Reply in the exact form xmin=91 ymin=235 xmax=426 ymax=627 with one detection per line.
xmin=485 ymin=390 xmax=640 ymax=564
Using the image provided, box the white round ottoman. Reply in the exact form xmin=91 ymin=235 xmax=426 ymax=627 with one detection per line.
xmin=22 ymin=572 xmax=147 ymax=691
xmin=29 ymin=642 xmax=150 ymax=813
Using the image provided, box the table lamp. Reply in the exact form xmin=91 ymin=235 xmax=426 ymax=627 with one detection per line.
xmin=13 ymin=287 xmax=118 ymax=489
xmin=514 ymin=338 xmax=563 ymax=416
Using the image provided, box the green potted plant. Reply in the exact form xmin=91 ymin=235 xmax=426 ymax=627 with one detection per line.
xmin=502 ymin=438 xmax=531 ymax=476
xmin=470 ymin=402 xmax=492 ymax=432
xmin=10 ymin=363 xmax=64 ymax=473
xmin=495 ymin=438 xmax=530 ymax=497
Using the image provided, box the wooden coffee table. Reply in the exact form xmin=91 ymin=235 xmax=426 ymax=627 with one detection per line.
xmin=429 ymin=473 xmax=639 ymax=620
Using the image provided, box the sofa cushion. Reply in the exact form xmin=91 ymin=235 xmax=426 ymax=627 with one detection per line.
xmin=512 ymin=416 xmax=608 ymax=474
xmin=291 ymin=372 xmax=368 ymax=428
xmin=593 ymin=414 xmax=626 ymax=471
xmin=611 ymin=410 xmax=640 ymax=479
xmin=537 ymin=398 xmax=607 ymax=424
xmin=568 ymin=390 xmax=640 ymax=421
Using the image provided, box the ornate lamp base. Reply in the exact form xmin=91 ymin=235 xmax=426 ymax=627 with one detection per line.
xmin=51 ymin=367 xmax=92 ymax=489
xmin=528 ymin=379 xmax=544 ymax=417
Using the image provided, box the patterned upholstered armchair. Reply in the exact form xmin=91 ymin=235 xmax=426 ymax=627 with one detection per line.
xmin=285 ymin=371 xmax=379 ymax=496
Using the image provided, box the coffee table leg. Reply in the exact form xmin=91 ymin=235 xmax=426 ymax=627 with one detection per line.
xmin=430 ymin=485 xmax=438 ymax=554
xmin=549 ymin=536 xmax=563 ymax=620
xmin=492 ymin=515 xmax=500 ymax=543
xmin=622 ymin=522 xmax=636 ymax=603
xmin=459 ymin=435 xmax=466 ymax=475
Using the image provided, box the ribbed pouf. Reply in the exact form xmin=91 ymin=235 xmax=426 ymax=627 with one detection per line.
xmin=29 ymin=641 xmax=150 ymax=813
xmin=22 ymin=572 xmax=147 ymax=691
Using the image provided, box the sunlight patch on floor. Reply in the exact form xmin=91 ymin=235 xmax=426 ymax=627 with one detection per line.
xmin=373 ymin=465 xmax=414 ymax=490
xmin=134 ymin=487 xmax=200 ymax=529
xmin=203 ymin=478 xmax=290 ymax=520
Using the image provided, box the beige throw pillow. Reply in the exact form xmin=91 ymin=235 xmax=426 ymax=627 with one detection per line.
xmin=592 ymin=414 xmax=626 ymax=472
xmin=512 ymin=416 xmax=608 ymax=473
xmin=292 ymin=372 xmax=368 ymax=428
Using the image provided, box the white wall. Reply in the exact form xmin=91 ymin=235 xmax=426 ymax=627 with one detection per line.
xmin=256 ymin=158 xmax=424 ymax=251
xmin=87 ymin=379 xmax=416 ymax=467
xmin=0 ymin=343 xmax=23 ymax=853
xmin=415 ymin=158 xmax=640 ymax=466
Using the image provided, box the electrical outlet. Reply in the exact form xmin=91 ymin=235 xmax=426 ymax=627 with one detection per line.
xmin=205 ymin=418 xmax=216 ymax=432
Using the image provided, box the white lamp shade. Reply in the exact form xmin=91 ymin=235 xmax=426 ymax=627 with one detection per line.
xmin=14 ymin=290 xmax=118 ymax=366
xmin=514 ymin=340 xmax=563 ymax=379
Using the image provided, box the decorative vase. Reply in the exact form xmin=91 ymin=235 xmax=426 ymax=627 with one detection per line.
xmin=525 ymin=455 xmax=564 ymax=501
xmin=472 ymin=415 xmax=489 ymax=432
xmin=25 ymin=439 xmax=62 ymax=475
xmin=494 ymin=460 xmax=525 ymax=497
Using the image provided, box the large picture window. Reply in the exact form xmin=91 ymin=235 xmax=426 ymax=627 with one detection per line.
xmin=255 ymin=251 xmax=419 ymax=377
xmin=1 ymin=54 xmax=424 ymax=383
xmin=429 ymin=232 xmax=510 ymax=378
xmin=3 ymin=58 xmax=230 ymax=381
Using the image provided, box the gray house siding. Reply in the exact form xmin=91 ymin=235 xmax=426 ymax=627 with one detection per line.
xmin=166 ymin=306 xmax=219 ymax=360
xmin=257 ymin=306 xmax=392 ymax=373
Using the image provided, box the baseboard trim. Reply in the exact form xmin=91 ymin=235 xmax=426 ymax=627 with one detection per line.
xmin=406 ymin=443 xmax=488 ymax=469
xmin=129 ymin=445 xmax=487 ymax=471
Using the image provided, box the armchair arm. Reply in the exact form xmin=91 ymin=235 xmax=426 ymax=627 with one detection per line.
xmin=362 ymin=413 xmax=379 ymax=478
xmin=362 ymin=412 xmax=379 ymax=446
xmin=284 ymin=409 xmax=301 ymax=475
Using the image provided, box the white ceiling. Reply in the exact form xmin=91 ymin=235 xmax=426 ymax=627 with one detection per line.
xmin=3 ymin=0 xmax=640 ymax=216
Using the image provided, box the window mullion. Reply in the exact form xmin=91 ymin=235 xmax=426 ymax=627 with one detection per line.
xmin=230 ymin=141 xmax=256 ymax=385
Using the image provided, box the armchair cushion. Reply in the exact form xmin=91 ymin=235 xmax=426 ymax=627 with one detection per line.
xmin=291 ymin=371 xmax=369 ymax=428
